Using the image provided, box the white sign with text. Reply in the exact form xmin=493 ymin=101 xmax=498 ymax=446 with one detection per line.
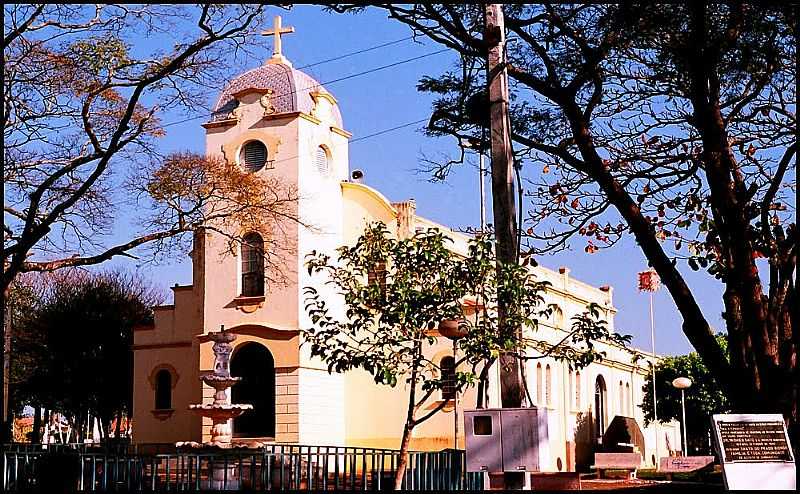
xmin=711 ymin=413 xmax=795 ymax=491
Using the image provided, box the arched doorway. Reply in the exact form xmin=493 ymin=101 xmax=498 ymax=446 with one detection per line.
xmin=594 ymin=375 xmax=607 ymax=442
xmin=231 ymin=342 xmax=275 ymax=438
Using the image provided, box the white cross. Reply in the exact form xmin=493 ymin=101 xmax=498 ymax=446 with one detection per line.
xmin=262 ymin=15 xmax=295 ymax=60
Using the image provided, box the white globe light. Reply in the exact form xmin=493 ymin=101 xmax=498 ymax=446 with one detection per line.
xmin=672 ymin=377 xmax=692 ymax=389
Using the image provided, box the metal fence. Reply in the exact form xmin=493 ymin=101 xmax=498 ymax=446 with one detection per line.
xmin=2 ymin=443 xmax=484 ymax=491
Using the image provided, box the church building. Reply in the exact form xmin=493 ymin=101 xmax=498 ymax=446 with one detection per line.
xmin=132 ymin=19 xmax=681 ymax=472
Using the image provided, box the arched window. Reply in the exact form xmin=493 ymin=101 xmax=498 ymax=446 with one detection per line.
xmin=154 ymin=369 xmax=172 ymax=410
xmin=625 ymin=382 xmax=631 ymax=415
xmin=545 ymin=364 xmax=552 ymax=406
xmin=552 ymin=305 xmax=565 ymax=328
xmin=594 ymin=375 xmax=607 ymax=441
xmin=536 ymin=363 xmax=543 ymax=405
xmin=575 ymin=371 xmax=582 ymax=409
xmin=568 ymin=371 xmax=574 ymax=408
xmin=240 ymin=140 xmax=268 ymax=172
xmin=241 ymin=232 xmax=265 ymax=297
xmin=440 ymin=356 xmax=456 ymax=401
xmin=315 ymin=146 xmax=329 ymax=174
xmin=619 ymin=381 xmax=624 ymax=416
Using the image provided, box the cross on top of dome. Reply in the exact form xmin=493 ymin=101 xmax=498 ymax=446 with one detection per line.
xmin=261 ymin=15 xmax=295 ymax=66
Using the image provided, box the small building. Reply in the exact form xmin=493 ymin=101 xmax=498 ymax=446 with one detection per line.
xmin=132 ymin=25 xmax=680 ymax=471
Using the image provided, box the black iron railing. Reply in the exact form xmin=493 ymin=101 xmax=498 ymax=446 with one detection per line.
xmin=2 ymin=443 xmax=484 ymax=491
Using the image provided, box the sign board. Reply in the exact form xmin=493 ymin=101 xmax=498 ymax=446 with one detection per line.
xmin=659 ymin=456 xmax=715 ymax=473
xmin=712 ymin=414 xmax=796 ymax=490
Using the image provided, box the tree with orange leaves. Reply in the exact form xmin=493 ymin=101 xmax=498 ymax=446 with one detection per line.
xmin=2 ymin=4 xmax=299 ymax=440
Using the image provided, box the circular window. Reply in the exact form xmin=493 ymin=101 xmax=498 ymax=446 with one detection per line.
xmin=315 ymin=146 xmax=329 ymax=175
xmin=240 ymin=140 xmax=267 ymax=172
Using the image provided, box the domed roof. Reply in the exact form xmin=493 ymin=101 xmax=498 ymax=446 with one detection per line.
xmin=212 ymin=62 xmax=343 ymax=128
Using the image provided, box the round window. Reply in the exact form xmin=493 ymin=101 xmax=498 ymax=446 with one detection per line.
xmin=240 ymin=140 xmax=267 ymax=172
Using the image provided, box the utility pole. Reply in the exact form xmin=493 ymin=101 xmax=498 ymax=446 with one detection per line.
xmin=2 ymin=287 xmax=10 ymax=443
xmin=485 ymin=4 xmax=525 ymax=490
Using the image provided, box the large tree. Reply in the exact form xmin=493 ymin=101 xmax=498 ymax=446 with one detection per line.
xmin=10 ymin=269 xmax=163 ymax=441
xmin=328 ymin=3 xmax=797 ymax=438
xmin=3 ymin=4 xmax=300 ymax=437
xmin=641 ymin=335 xmax=730 ymax=455
xmin=303 ymin=224 xmax=626 ymax=489
xmin=2 ymin=4 xmax=300 ymax=288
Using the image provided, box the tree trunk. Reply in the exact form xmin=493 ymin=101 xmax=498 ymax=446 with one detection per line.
xmin=42 ymin=408 xmax=50 ymax=444
xmin=476 ymin=357 xmax=496 ymax=409
xmin=1 ymin=287 xmax=12 ymax=443
xmin=393 ymin=421 xmax=415 ymax=490
xmin=114 ymin=412 xmax=122 ymax=439
xmin=394 ymin=342 xmax=421 ymax=490
xmin=31 ymin=406 xmax=41 ymax=443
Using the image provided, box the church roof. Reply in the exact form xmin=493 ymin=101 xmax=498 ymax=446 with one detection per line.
xmin=212 ymin=62 xmax=343 ymax=128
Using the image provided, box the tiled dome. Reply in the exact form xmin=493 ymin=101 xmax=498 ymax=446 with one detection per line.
xmin=212 ymin=62 xmax=343 ymax=128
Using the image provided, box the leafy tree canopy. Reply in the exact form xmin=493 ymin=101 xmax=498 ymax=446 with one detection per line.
xmin=10 ymin=269 xmax=163 ymax=435
xmin=302 ymin=223 xmax=629 ymax=487
xmin=641 ymin=334 xmax=730 ymax=454
xmin=324 ymin=3 xmax=796 ymax=429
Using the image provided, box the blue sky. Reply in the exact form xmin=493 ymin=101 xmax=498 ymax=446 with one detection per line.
xmin=107 ymin=5 xmax=727 ymax=356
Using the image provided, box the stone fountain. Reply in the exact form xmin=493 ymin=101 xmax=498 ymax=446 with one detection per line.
xmin=177 ymin=326 xmax=255 ymax=489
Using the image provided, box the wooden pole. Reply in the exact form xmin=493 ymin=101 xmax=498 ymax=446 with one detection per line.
xmin=485 ymin=4 xmax=525 ymax=489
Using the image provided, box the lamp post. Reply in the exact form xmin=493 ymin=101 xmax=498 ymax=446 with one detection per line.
xmin=439 ymin=319 xmax=468 ymax=449
xmin=459 ymin=138 xmax=486 ymax=234
xmin=672 ymin=377 xmax=692 ymax=456
xmin=638 ymin=268 xmax=661 ymax=464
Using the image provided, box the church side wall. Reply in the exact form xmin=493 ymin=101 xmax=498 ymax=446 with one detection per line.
xmin=132 ymin=277 xmax=204 ymax=445
xmin=132 ymin=340 xmax=202 ymax=444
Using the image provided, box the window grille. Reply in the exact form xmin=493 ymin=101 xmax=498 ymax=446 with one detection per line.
xmin=545 ymin=364 xmax=552 ymax=406
xmin=241 ymin=232 xmax=265 ymax=297
xmin=536 ymin=363 xmax=543 ymax=405
xmin=240 ymin=141 xmax=268 ymax=172
xmin=315 ymin=146 xmax=329 ymax=174
xmin=440 ymin=356 xmax=456 ymax=400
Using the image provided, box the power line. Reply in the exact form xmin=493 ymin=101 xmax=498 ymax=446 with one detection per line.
xmin=296 ymin=35 xmax=415 ymax=70
xmin=351 ymin=118 xmax=429 ymax=143
xmin=161 ymin=48 xmax=449 ymax=130
xmin=246 ymin=116 xmax=428 ymax=170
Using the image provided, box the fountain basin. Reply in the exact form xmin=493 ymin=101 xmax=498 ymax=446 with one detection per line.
xmin=202 ymin=375 xmax=242 ymax=387
xmin=189 ymin=404 xmax=252 ymax=417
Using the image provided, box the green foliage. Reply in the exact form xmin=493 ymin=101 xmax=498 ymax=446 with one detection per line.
xmin=526 ymin=303 xmax=632 ymax=370
xmin=303 ymin=223 xmax=517 ymax=395
xmin=640 ymin=334 xmax=730 ymax=454
xmin=302 ymin=223 xmax=629 ymax=408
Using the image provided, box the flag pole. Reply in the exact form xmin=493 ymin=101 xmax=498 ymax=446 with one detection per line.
xmin=639 ymin=269 xmax=661 ymax=465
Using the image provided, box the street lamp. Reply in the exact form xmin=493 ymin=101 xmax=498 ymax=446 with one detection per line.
xmin=671 ymin=377 xmax=692 ymax=456
xmin=439 ymin=319 xmax=469 ymax=449
xmin=459 ymin=137 xmax=487 ymax=234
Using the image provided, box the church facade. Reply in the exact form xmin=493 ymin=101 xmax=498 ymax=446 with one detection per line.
xmin=132 ymin=27 xmax=681 ymax=472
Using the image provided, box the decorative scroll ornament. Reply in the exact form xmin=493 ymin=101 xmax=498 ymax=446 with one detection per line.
xmin=260 ymin=90 xmax=276 ymax=116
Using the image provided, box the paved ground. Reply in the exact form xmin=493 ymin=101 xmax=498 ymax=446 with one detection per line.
xmin=580 ymin=479 xmax=724 ymax=491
